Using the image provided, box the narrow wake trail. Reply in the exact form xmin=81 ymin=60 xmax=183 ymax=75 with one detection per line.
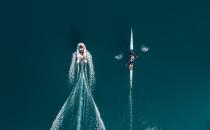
xmin=129 ymin=79 xmax=133 ymax=130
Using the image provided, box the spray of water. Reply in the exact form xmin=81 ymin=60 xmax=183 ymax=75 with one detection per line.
xmin=50 ymin=51 xmax=105 ymax=130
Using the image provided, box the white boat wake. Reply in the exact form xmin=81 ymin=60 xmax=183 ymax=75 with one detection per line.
xmin=51 ymin=43 xmax=105 ymax=130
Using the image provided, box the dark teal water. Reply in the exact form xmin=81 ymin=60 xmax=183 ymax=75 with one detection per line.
xmin=1 ymin=0 xmax=210 ymax=130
